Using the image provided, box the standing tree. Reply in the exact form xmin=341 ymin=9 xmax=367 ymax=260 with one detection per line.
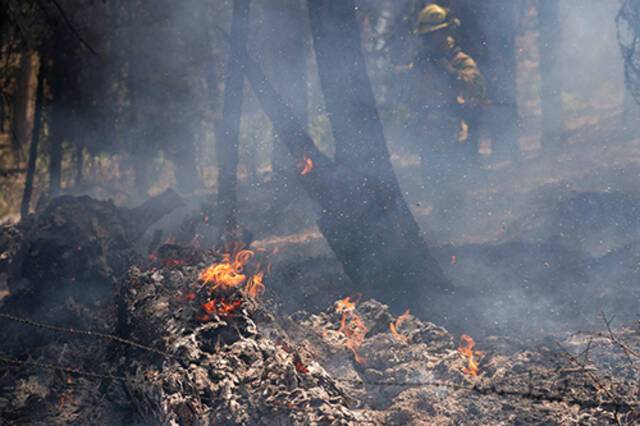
xmin=537 ymin=0 xmax=565 ymax=145
xmin=20 ymin=56 xmax=45 ymax=219
xmin=230 ymin=0 xmax=452 ymax=316
xmin=266 ymin=0 xmax=309 ymax=176
xmin=617 ymin=0 xmax=640 ymax=110
xmin=457 ymin=0 xmax=519 ymax=158
xmin=217 ymin=0 xmax=251 ymax=235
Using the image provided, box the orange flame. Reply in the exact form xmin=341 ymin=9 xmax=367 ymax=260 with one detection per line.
xmin=198 ymin=249 xmax=254 ymax=291
xmin=197 ymin=245 xmax=267 ymax=311
xmin=457 ymin=334 xmax=481 ymax=376
xmin=389 ymin=309 xmax=411 ymax=344
xmin=299 ymin=153 xmax=313 ymax=176
xmin=335 ymin=297 xmax=368 ymax=364
xmin=245 ymin=270 xmax=265 ymax=298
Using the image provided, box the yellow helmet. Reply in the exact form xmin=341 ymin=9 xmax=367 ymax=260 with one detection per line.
xmin=415 ymin=4 xmax=451 ymax=34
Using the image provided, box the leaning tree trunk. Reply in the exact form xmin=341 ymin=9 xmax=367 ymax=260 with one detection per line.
xmin=267 ymin=0 xmax=309 ymax=176
xmin=216 ymin=0 xmax=251 ymax=235
xmin=221 ymin=0 xmax=451 ymax=317
xmin=304 ymin=0 xmax=451 ymax=316
xmin=538 ymin=0 xmax=565 ymax=146
xmin=20 ymin=60 xmax=45 ymax=219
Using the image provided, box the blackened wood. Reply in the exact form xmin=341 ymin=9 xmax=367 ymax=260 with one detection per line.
xmin=20 ymin=62 xmax=45 ymax=220
xmin=216 ymin=0 xmax=251 ymax=235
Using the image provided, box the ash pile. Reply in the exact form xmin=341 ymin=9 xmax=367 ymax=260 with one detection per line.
xmin=1 ymin=197 xmax=640 ymax=424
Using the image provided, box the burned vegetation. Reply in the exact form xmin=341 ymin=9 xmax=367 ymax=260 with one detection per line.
xmin=1 ymin=0 xmax=640 ymax=425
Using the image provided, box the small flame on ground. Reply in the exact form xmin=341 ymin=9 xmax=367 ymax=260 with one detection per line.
xmin=245 ymin=270 xmax=265 ymax=298
xmin=458 ymin=334 xmax=482 ymax=377
xmin=335 ymin=296 xmax=368 ymax=365
xmin=389 ymin=309 xmax=411 ymax=344
xmin=299 ymin=153 xmax=313 ymax=176
xmin=198 ymin=247 xmax=264 ymax=298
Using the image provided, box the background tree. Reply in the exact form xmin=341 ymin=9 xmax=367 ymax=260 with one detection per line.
xmin=537 ymin=0 xmax=565 ymax=145
xmin=217 ymin=0 xmax=251 ymax=235
xmin=457 ymin=0 xmax=520 ymax=158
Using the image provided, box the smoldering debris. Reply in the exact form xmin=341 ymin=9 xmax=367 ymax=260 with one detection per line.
xmin=1 ymin=236 xmax=639 ymax=425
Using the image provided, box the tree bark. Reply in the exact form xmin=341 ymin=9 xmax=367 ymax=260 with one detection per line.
xmin=20 ymin=62 xmax=45 ymax=219
xmin=457 ymin=0 xmax=519 ymax=157
xmin=218 ymin=1 xmax=451 ymax=317
xmin=267 ymin=0 xmax=309 ymax=176
xmin=74 ymin=142 xmax=84 ymax=186
xmin=217 ymin=0 xmax=251 ymax=235
xmin=304 ymin=0 xmax=450 ymax=315
xmin=11 ymin=50 xmax=39 ymax=161
xmin=537 ymin=0 xmax=564 ymax=145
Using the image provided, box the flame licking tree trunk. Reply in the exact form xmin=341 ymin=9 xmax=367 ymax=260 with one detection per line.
xmin=216 ymin=0 xmax=251 ymax=236
xmin=229 ymin=0 xmax=452 ymax=318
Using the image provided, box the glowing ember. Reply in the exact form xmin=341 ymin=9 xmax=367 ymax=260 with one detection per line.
xmin=335 ymin=296 xmax=368 ymax=365
xmin=245 ymin=270 xmax=265 ymax=298
xmin=199 ymin=298 xmax=242 ymax=320
xmin=294 ymin=358 xmax=309 ymax=374
xmin=299 ymin=153 xmax=314 ymax=176
xmin=389 ymin=309 xmax=411 ymax=344
xmin=458 ymin=334 xmax=482 ymax=377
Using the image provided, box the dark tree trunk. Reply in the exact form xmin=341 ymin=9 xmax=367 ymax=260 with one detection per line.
xmin=235 ymin=0 xmax=451 ymax=317
xmin=537 ymin=0 xmax=564 ymax=145
xmin=47 ymin=23 xmax=82 ymax=198
xmin=217 ymin=0 xmax=251 ymax=235
xmin=20 ymin=62 xmax=45 ymax=219
xmin=267 ymin=0 xmax=309 ymax=176
xmin=74 ymin=142 xmax=84 ymax=186
xmin=11 ymin=50 xmax=39 ymax=161
xmin=48 ymin=121 xmax=63 ymax=197
xmin=457 ymin=0 xmax=519 ymax=158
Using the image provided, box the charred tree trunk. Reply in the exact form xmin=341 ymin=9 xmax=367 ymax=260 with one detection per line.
xmin=47 ymin=23 xmax=82 ymax=198
xmin=20 ymin=62 xmax=45 ymax=219
xmin=457 ymin=0 xmax=519 ymax=158
xmin=227 ymin=0 xmax=451 ymax=317
xmin=11 ymin=50 xmax=39 ymax=161
xmin=482 ymin=1 xmax=519 ymax=158
xmin=537 ymin=0 xmax=565 ymax=146
xmin=267 ymin=0 xmax=309 ymax=176
xmin=48 ymin=122 xmax=63 ymax=197
xmin=74 ymin=142 xmax=84 ymax=186
xmin=217 ymin=0 xmax=251 ymax=235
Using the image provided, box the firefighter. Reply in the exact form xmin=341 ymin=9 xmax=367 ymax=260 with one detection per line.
xmin=409 ymin=3 xmax=486 ymax=196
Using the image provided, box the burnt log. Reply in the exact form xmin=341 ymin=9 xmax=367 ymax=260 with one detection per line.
xmin=4 ymin=189 xmax=183 ymax=319
xmin=116 ymin=261 xmax=360 ymax=424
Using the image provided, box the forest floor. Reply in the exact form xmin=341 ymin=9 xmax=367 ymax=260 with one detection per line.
xmin=2 ymin=103 xmax=640 ymax=425
xmin=217 ymin=104 xmax=640 ymax=341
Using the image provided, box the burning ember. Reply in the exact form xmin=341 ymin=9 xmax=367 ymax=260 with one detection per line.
xmin=197 ymin=298 xmax=243 ymax=321
xmin=457 ymin=334 xmax=482 ymax=377
xmin=389 ymin=309 xmax=411 ymax=344
xmin=299 ymin=153 xmax=313 ymax=176
xmin=335 ymin=296 xmax=368 ymax=365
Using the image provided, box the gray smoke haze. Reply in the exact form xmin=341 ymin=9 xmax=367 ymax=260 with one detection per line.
xmin=37 ymin=0 xmax=640 ymax=340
